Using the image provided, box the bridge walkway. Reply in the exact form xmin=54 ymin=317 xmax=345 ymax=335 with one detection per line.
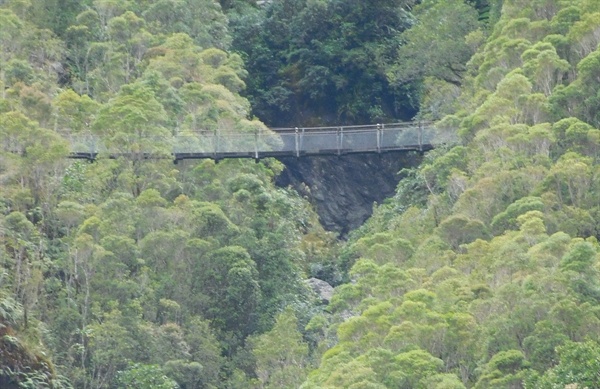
xmin=61 ymin=122 xmax=455 ymax=161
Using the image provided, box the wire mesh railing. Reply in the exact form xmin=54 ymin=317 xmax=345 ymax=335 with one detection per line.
xmin=9 ymin=122 xmax=456 ymax=160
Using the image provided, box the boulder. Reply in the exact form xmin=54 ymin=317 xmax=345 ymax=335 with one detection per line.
xmin=306 ymin=277 xmax=334 ymax=303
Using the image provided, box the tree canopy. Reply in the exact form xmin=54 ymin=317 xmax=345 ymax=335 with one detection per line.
xmin=4 ymin=0 xmax=600 ymax=388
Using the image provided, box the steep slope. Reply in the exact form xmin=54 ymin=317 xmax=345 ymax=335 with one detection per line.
xmin=7 ymin=0 xmax=600 ymax=388
xmin=0 ymin=2 xmax=333 ymax=387
xmin=303 ymin=1 xmax=600 ymax=388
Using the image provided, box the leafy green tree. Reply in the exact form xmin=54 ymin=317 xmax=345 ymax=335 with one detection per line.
xmin=474 ymin=350 xmax=530 ymax=389
xmin=193 ymin=246 xmax=261 ymax=337
xmin=88 ymin=308 xmax=139 ymax=388
xmin=0 ymin=110 xmax=69 ymax=206
xmin=55 ymin=89 xmax=101 ymax=133
xmin=172 ymin=316 xmax=224 ymax=387
xmin=231 ymin=0 xmax=419 ymax=125
xmin=116 ymin=364 xmax=178 ymax=389
xmin=27 ymin=0 xmax=88 ymax=37
xmin=390 ymin=349 xmax=445 ymax=389
xmin=251 ymin=307 xmax=309 ymax=389
xmin=529 ymin=340 xmax=600 ymax=389
xmin=0 ymin=9 xmax=26 ymax=92
xmin=64 ymin=9 xmax=103 ymax=95
xmin=559 ymin=241 xmax=600 ymax=301
xmin=549 ymin=48 xmax=600 ymax=127
xmin=388 ymin=0 xmax=481 ymax=87
xmin=106 ymin=11 xmax=153 ymax=84
xmin=93 ymin=82 xmax=169 ymax=155
xmin=567 ymin=11 xmax=600 ymax=60
xmin=491 ymin=197 xmax=545 ymax=234
xmin=523 ymin=320 xmax=569 ymax=372
xmin=521 ymin=42 xmax=569 ymax=96
xmin=142 ymin=0 xmax=231 ymax=49
xmin=420 ymin=373 xmax=466 ymax=389
xmin=92 ymin=82 xmax=171 ymax=195
xmin=543 ymin=152 xmax=592 ymax=207
xmin=350 ymin=232 xmax=414 ymax=265
xmin=436 ymin=215 xmax=489 ymax=249
xmin=163 ymin=360 xmax=203 ymax=389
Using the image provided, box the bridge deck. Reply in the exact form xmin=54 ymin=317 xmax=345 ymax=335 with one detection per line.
xmin=69 ymin=144 xmax=436 ymax=162
xmin=48 ymin=122 xmax=454 ymax=161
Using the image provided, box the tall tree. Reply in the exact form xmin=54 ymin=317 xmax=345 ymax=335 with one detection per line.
xmin=230 ymin=0 xmax=418 ymax=126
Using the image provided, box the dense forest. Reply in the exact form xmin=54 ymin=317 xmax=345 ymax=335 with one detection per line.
xmin=2 ymin=0 xmax=600 ymax=388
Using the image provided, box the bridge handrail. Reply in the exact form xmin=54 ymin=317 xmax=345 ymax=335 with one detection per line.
xmin=11 ymin=121 xmax=455 ymax=160
xmin=271 ymin=121 xmax=433 ymax=133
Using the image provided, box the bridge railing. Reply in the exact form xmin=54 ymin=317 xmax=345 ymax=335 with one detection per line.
xmin=56 ymin=121 xmax=456 ymax=159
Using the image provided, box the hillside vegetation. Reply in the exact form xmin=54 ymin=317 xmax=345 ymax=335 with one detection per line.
xmin=0 ymin=0 xmax=335 ymax=387
xmin=2 ymin=0 xmax=600 ymax=388
xmin=304 ymin=0 xmax=600 ymax=387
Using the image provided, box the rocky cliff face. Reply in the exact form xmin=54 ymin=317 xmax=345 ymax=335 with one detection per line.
xmin=276 ymin=151 xmax=422 ymax=237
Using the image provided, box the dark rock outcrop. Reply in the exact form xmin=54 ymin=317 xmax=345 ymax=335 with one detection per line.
xmin=276 ymin=151 xmax=422 ymax=237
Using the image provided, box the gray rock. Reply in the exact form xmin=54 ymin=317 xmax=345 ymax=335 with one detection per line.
xmin=276 ymin=151 xmax=422 ymax=237
xmin=306 ymin=278 xmax=334 ymax=303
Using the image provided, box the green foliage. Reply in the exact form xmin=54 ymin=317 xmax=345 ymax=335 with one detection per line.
xmin=196 ymin=246 xmax=262 ymax=335
xmin=392 ymin=349 xmax=445 ymax=388
xmin=0 ymin=3 xmax=334 ymax=386
xmin=230 ymin=0 xmax=418 ymax=125
xmin=307 ymin=3 xmax=600 ymax=388
xmin=6 ymin=1 xmax=600 ymax=388
xmin=93 ymin=82 xmax=170 ymax=157
xmin=475 ymin=350 xmax=530 ymax=388
xmin=116 ymin=364 xmax=178 ymax=389
xmin=421 ymin=373 xmax=466 ymax=389
xmin=388 ymin=0 xmax=481 ymax=87
xmin=142 ymin=0 xmax=231 ymax=49
xmin=559 ymin=241 xmax=600 ymax=301
xmin=0 ymin=294 xmax=68 ymax=389
xmin=491 ymin=196 xmax=545 ymax=233
xmin=528 ymin=340 xmax=600 ymax=388
xmin=437 ymin=215 xmax=489 ymax=249
xmin=251 ymin=307 xmax=310 ymax=389
xmin=350 ymin=232 xmax=414 ymax=265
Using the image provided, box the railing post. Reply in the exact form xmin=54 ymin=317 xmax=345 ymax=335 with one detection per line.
xmin=337 ymin=127 xmax=343 ymax=156
xmin=91 ymin=133 xmax=96 ymax=160
xmin=214 ymin=129 xmax=218 ymax=160
xmin=254 ymin=129 xmax=259 ymax=160
xmin=295 ymin=127 xmax=299 ymax=157
xmin=376 ymin=123 xmax=381 ymax=153
xmin=418 ymin=121 xmax=423 ymax=152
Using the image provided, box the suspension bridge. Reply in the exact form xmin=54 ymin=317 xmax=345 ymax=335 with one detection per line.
xmin=60 ymin=121 xmax=454 ymax=162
